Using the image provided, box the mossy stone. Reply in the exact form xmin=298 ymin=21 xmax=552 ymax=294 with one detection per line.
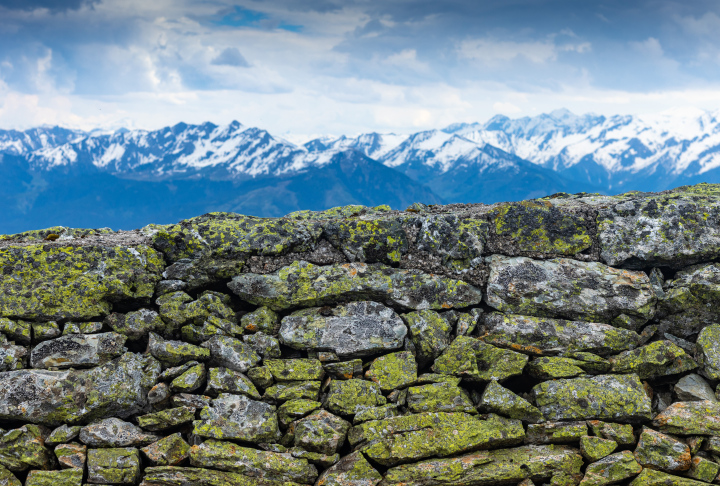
xmin=277 ymin=400 xmax=322 ymax=428
xmin=87 ymin=447 xmax=141 ymax=485
xmin=324 ymin=379 xmax=386 ymax=415
xmin=264 ymin=381 xmax=321 ymax=402
xmin=478 ymin=380 xmax=544 ymax=423
xmin=610 ymin=340 xmax=697 ymax=379
xmin=140 ymin=433 xmax=191 ymax=466
xmin=241 ymin=306 xmax=280 ymax=334
xmin=170 ymin=363 xmax=206 ymax=393
xmin=432 ymin=335 xmax=528 ymax=382
xmin=265 ymin=359 xmax=324 ymax=382
xmin=580 ymin=451 xmax=642 ymax=486
xmin=406 ymin=382 xmax=476 ymax=414
xmin=137 ymin=406 xmax=196 ymax=432
xmin=314 ymin=451 xmax=382 ymax=486
xmin=25 ymin=468 xmax=82 ymax=486
xmin=527 ymin=356 xmax=586 ymax=380
xmin=364 ymin=351 xmax=417 ymax=392
xmin=580 ymin=436 xmax=617 ymax=462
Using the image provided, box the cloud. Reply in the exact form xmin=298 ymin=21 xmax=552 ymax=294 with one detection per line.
xmin=211 ymin=47 xmax=249 ymax=67
xmin=0 ymin=0 xmax=97 ymax=11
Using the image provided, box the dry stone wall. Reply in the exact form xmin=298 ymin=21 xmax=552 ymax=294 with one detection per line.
xmin=1 ymin=184 xmax=720 ymax=485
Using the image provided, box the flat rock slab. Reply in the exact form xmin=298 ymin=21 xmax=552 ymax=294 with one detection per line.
xmin=481 ymin=313 xmax=640 ymax=356
xmin=279 ymin=302 xmax=407 ymax=358
xmin=486 ymin=256 xmax=656 ymax=329
xmin=228 ymin=261 xmax=483 ymax=311
xmin=80 ymin=418 xmax=159 ymax=447
xmin=0 ymin=352 xmax=160 ymax=426
xmin=30 ymin=332 xmax=127 ymax=369
xmin=532 ymin=374 xmax=652 ymax=423
xmin=653 ymin=400 xmax=720 ymax=435
xmin=598 ymin=189 xmax=720 ymax=269
xmin=193 ymin=393 xmax=279 ymax=443
xmin=348 ymin=412 xmax=525 ymax=466
xmin=380 ymin=444 xmax=583 ymax=486
xmin=139 ymin=465 xmax=304 ymax=486
xmin=0 ymin=244 xmax=163 ymax=321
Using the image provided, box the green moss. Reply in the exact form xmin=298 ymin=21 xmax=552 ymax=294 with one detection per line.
xmin=324 ymin=379 xmax=386 ymax=415
xmin=241 ymin=306 xmax=280 ymax=334
xmin=277 ymin=399 xmax=322 ymax=428
xmin=87 ymin=447 xmax=141 ymax=484
xmin=170 ymin=363 xmax=206 ymax=392
xmin=265 ymin=359 xmax=324 ymax=382
xmin=579 ymin=436 xmax=617 ymax=462
xmin=25 ymin=468 xmax=82 ymax=486
xmin=137 ymin=406 xmax=196 ymax=432
xmin=324 ymin=217 xmax=409 ymax=264
xmin=581 ymin=451 xmax=642 ymax=486
xmin=264 ymin=381 xmax=321 ymax=402
xmin=527 ymin=357 xmax=586 ymax=380
xmin=0 ymin=244 xmax=163 ymax=321
xmin=610 ymin=340 xmax=697 ymax=379
xmin=478 ymin=380 xmax=544 ymax=423
xmin=432 ymin=335 xmax=528 ymax=382
xmin=406 ymin=382 xmax=476 ymax=414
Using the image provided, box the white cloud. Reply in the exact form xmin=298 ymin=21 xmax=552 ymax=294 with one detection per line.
xmin=457 ymin=36 xmax=591 ymax=65
xmin=493 ymin=101 xmax=522 ymax=114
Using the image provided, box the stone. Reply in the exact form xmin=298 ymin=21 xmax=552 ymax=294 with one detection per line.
xmin=0 ymin=425 xmax=54 ymax=472
xmin=610 ymin=340 xmax=697 ymax=379
xmin=696 ymin=324 xmax=720 ymax=379
xmin=46 ymin=425 xmax=81 ymax=446
xmin=657 ymin=264 xmax=720 ymax=338
xmin=171 ymin=393 xmax=211 ymax=410
xmin=579 ymin=451 xmax=642 ymax=486
xmin=170 ymin=363 xmax=206 ymax=392
xmin=156 ymin=292 xmax=193 ymax=331
xmin=201 ymin=335 xmax=261 ymax=373
xmin=406 ymin=382 xmax=476 ymax=414
xmin=481 ymin=313 xmax=641 ymax=356
xmin=324 ymin=360 xmax=363 ymax=380
xmin=62 ymin=321 xmax=103 ymax=335
xmin=279 ymin=302 xmax=407 ymax=359
xmin=323 ymin=215 xmax=409 ymax=265
xmin=247 ymin=366 xmax=274 ymax=389
xmin=365 ymin=352 xmax=417 ymax=392
xmin=411 ymin=213 xmax=488 ymax=272
xmin=290 ymin=448 xmax=340 ymax=469
xmin=148 ymin=332 xmax=210 ymax=366
xmin=414 ymin=373 xmax=462 ymax=386
xmin=686 ymin=456 xmax=720 ymax=482
xmin=628 ymin=468 xmax=708 ymax=485
xmin=675 ymin=374 xmax=717 ymax=402
xmin=30 ymin=332 xmax=127 ymax=369
xmin=353 ymin=405 xmax=401 ymax=425
xmin=31 ymin=321 xmax=60 ymax=342
xmin=598 ymin=190 xmax=720 ymax=268
xmin=455 ymin=310 xmax=480 ymax=337
xmin=228 ymin=261 xmax=483 ymax=311
xmin=54 ymin=442 xmax=86 ymax=469
xmin=634 ymin=427 xmax=691 ymax=472
xmin=486 ymin=255 xmax=656 ymax=329
xmin=314 ymin=451 xmax=382 ymax=486
xmin=527 ymin=357 xmax=586 ymax=380
xmin=193 ymin=393 xmax=279 ymax=443
xmin=0 ymin=319 xmax=30 ymax=344
xmin=205 ymin=367 xmax=260 ymax=399
xmin=477 ymin=380 xmax=544 ymax=423
xmin=587 ymin=421 xmax=636 ymax=446
xmin=266 ymin=359 xmax=324 ymax=381
xmin=137 ymin=407 xmax=196 ymax=432
xmin=653 ymin=401 xmax=720 ymax=435
xmin=348 ymin=412 xmax=525 ymax=466
xmin=0 ymin=466 xmax=20 ymax=486
xmin=579 ymin=436 xmax=617 ymax=462
xmin=25 ymin=468 xmax=82 ymax=486
xmin=182 ymin=315 xmax=244 ymax=344
xmin=139 ymin=465 xmax=297 ymax=486
xmin=79 ymin=418 xmax=160 ymax=447
xmin=324 ymin=379 xmax=386 ymax=415
xmin=104 ymin=309 xmax=164 ymax=340
xmin=404 ymin=309 xmax=453 ymax=366
xmin=158 ymin=361 xmax=198 ymax=381
xmin=293 ymin=410 xmax=351 ymax=455
xmin=140 ymin=433 xmax=190 ymax=466
xmin=432 ymin=335 xmax=528 ymax=382
xmin=0 ymin=345 xmax=26 ymax=371
xmin=277 ymin=400 xmax=322 ymax=428
xmin=87 ymin=447 xmax=141 ymax=484
xmin=380 ymin=444 xmax=583 ymax=486
xmin=525 ymin=422 xmax=588 ymax=445
xmin=565 ymin=352 xmax=612 ymax=373
xmin=241 ymin=306 xmax=280 ymax=334
xmin=243 ymin=332 xmax=281 ymax=359
xmin=189 ymin=439 xmax=318 ymax=484
xmin=533 ymin=374 xmax=652 ymax=423
xmin=0 ymin=244 xmax=163 ymax=321
xmin=265 ymin=381 xmax=321 ymax=402
xmin=0 ymin=352 xmax=160 ymax=425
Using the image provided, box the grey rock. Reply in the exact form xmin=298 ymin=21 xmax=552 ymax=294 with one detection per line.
xmin=147 ymin=383 xmax=171 ymax=405
xmin=696 ymin=324 xmax=720 ymax=379
xmin=533 ymin=374 xmax=653 ymax=423
xmin=193 ymin=393 xmax=279 ymax=443
xmin=243 ymin=332 xmax=282 ymax=359
xmin=0 ymin=345 xmax=26 ymax=371
xmin=205 ymin=367 xmax=260 ymax=399
xmin=140 ymin=433 xmax=190 ymax=467
xmin=482 ymin=312 xmax=641 ymax=356
xmin=46 ymin=425 xmax=81 ymax=446
xmin=598 ymin=189 xmax=720 ymax=268
xmin=201 ymin=335 xmax=260 ymax=373
xmin=0 ymin=319 xmax=30 ymax=344
xmin=486 ymin=255 xmax=656 ymax=329
xmin=30 ymin=321 xmax=60 ymax=342
xmin=0 ymin=425 xmax=54 ymax=472
xmin=79 ymin=418 xmax=160 ymax=447
xmin=30 ymin=332 xmax=127 ymax=369
xmin=0 ymin=352 xmax=160 ymax=426
xmin=293 ymin=410 xmax=351 ymax=455
xmin=87 ymin=447 xmax=141 ymax=485
xmin=171 ymin=394 xmax=212 ymax=410
xmin=657 ymin=264 xmax=720 ymax=337
xmin=477 ymin=380 xmax=544 ymax=423
xmin=279 ymin=301 xmax=407 ymax=358
xmin=228 ymin=261 xmax=483 ymax=311
xmin=104 ymin=309 xmax=164 ymax=340
xmin=525 ymin=422 xmax=588 ymax=445
xmin=61 ymin=321 xmax=103 ymax=335
xmin=314 ymin=451 xmax=382 ymax=486
xmin=609 ymin=340 xmax=697 ymax=380
xmin=634 ymin=427 xmax=691 ymax=472
xmin=241 ymin=306 xmax=280 ymax=335
xmin=675 ymin=374 xmax=717 ymax=402
xmin=404 ymin=309 xmax=454 ymax=367
xmin=148 ymin=332 xmax=210 ymax=366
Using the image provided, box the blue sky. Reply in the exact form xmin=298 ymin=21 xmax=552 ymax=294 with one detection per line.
xmin=1 ymin=0 xmax=720 ymax=139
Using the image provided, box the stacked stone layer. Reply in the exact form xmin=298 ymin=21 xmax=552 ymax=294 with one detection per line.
xmin=0 ymin=184 xmax=720 ymax=485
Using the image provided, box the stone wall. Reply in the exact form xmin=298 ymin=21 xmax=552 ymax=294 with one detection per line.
xmin=0 ymin=184 xmax=720 ymax=485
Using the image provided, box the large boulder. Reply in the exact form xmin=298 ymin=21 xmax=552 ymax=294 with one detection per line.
xmin=228 ymin=261 xmax=483 ymax=311
xmin=0 ymin=244 xmax=163 ymax=321
xmin=193 ymin=393 xmax=279 ymax=443
xmin=486 ymin=256 xmax=656 ymax=329
xmin=279 ymin=302 xmax=407 ymax=358
xmin=30 ymin=332 xmax=127 ymax=369
xmin=0 ymin=352 xmax=160 ymax=426
xmin=532 ymin=374 xmax=652 ymax=423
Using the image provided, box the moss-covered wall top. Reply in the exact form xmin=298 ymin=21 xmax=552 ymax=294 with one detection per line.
xmin=0 ymin=184 xmax=720 ymax=485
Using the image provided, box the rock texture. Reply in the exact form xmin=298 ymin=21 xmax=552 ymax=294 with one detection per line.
xmin=1 ymin=184 xmax=720 ymax=485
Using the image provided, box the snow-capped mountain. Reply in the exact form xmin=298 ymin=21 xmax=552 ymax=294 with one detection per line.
xmin=4 ymin=108 xmax=720 ymax=232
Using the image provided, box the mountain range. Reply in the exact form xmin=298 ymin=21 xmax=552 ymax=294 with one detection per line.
xmin=3 ymin=107 xmax=720 ymax=232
